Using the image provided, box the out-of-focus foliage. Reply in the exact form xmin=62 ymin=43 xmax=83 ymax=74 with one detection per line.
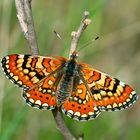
xmin=0 ymin=0 xmax=140 ymax=140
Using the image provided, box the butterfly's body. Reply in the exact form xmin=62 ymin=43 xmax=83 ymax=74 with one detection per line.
xmin=57 ymin=57 xmax=78 ymax=105
xmin=1 ymin=51 xmax=138 ymax=121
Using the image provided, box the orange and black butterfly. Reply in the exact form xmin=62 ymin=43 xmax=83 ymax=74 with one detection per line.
xmin=1 ymin=50 xmax=138 ymax=121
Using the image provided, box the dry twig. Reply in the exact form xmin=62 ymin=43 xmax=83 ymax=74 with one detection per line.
xmin=15 ymin=1 xmax=91 ymax=139
xmin=15 ymin=0 xmax=39 ymax=55
xmin=70 ymin=11 xmax=91 ymax=57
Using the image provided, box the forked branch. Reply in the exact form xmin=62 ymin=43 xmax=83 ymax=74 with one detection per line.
xmin=15 ymin=0 xmax=91 ymax=140
xmin=70 ymin=11 xmax=91 ymax=57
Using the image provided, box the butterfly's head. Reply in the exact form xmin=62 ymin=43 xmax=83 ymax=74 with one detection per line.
xmin=69 ymin=51 xmax=78 ymax=60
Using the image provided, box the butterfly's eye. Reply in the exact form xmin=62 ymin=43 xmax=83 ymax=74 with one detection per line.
xmin=69 ymin=51 xmax=78 ymax=59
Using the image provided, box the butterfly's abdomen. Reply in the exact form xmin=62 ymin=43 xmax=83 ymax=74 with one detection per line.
xmin=57 ymin=80 xmax=72 ymax=104
xmin=57 ymin=59 xmax=77 ymax=105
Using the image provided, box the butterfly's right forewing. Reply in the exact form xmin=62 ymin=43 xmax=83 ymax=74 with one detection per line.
xmin=80 ymin=63 xmax=138 ymax=111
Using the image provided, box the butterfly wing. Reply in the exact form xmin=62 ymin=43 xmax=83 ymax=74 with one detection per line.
xmin=80 ymin=63 xmax=138 ymax=111
xmin=23 ymin=73 xmax=63 ymax=110
xmin=62 ymin=78 xmax=101 ymax=121
xmin=1 ymin=54 xmax=66 ymax=110
xmin=1 ymin=54 xmax=66 ymax=89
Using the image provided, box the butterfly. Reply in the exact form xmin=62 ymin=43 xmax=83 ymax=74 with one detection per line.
xmin=1 ymin=51 xmax=138 ymax=121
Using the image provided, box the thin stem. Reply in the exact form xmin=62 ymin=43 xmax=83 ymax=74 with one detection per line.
xmin=52 ymin=109 xmax=74 ymax=140
xmin=70 ymin=11 xmax=91 ymax=57
xmin=15 ymin=0 xmax=39 ymax=55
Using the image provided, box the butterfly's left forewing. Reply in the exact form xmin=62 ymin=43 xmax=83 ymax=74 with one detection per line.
xmin=1 ymin=54 xmax=65 ymax=89
xmin=80 ymin=63 xmax=138 ymax=111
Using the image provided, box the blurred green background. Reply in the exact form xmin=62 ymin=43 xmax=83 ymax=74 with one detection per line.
xmin=0 ymin=0 xmax=140 ymax=140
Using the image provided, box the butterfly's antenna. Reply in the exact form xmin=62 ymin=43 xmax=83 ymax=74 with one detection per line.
xmin=53 ymin=30 xmax=66 ymax=46
xmin=77 ymin=36 xmax=99 ymax=52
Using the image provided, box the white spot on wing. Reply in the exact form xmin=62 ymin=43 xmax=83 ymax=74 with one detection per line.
xmin=77 ymin=89 xmax=82 ymax=94
xmin=26 ymin=93 xmax=30 ymax=97
xmin=35 ymin=100 xmax=41 ymax=105
xmin=10 ymin=73 xmax=14 ymax=77
xmin=107 ymin=105 xmax=112 ymax=109
xmin=120 ymin=81 xmax=125 ymax=86
xmin=5 ymin=56 xmax=9 ymax=60
xmin=67 ymin=110 xmax=73 ymax=115
xmin=29 ymin=98 xmax=34 ymax=103
xmin=5 ymin=65 xmax=9 ymax=68
xmin=131 ymin=91 xmax=136 ymax=95
xmin=18 ymin=55 xmax=24 ymax=59
xmin=126 ymin=98 xmax=130 ymax=102
xmin=42 ymin=103 xmax=48 ymax=107
xmin=48 ymin=80 xmax=53 ymax=85
xmin=13 ymin=76 xmax=19 ymax=81
xmin=81 ymin=114 xmax=87 ymax=117
xmin=74 ymin=111 xmax=80 ymax=116
xmin=88 ymin=111 xmax=94 ymax=115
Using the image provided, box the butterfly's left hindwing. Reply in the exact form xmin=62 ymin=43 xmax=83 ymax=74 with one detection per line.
xmin=23 ymin=74 xmax=59 ymax=110
xmin=80 ymin=64 xmax=138 ymax=112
